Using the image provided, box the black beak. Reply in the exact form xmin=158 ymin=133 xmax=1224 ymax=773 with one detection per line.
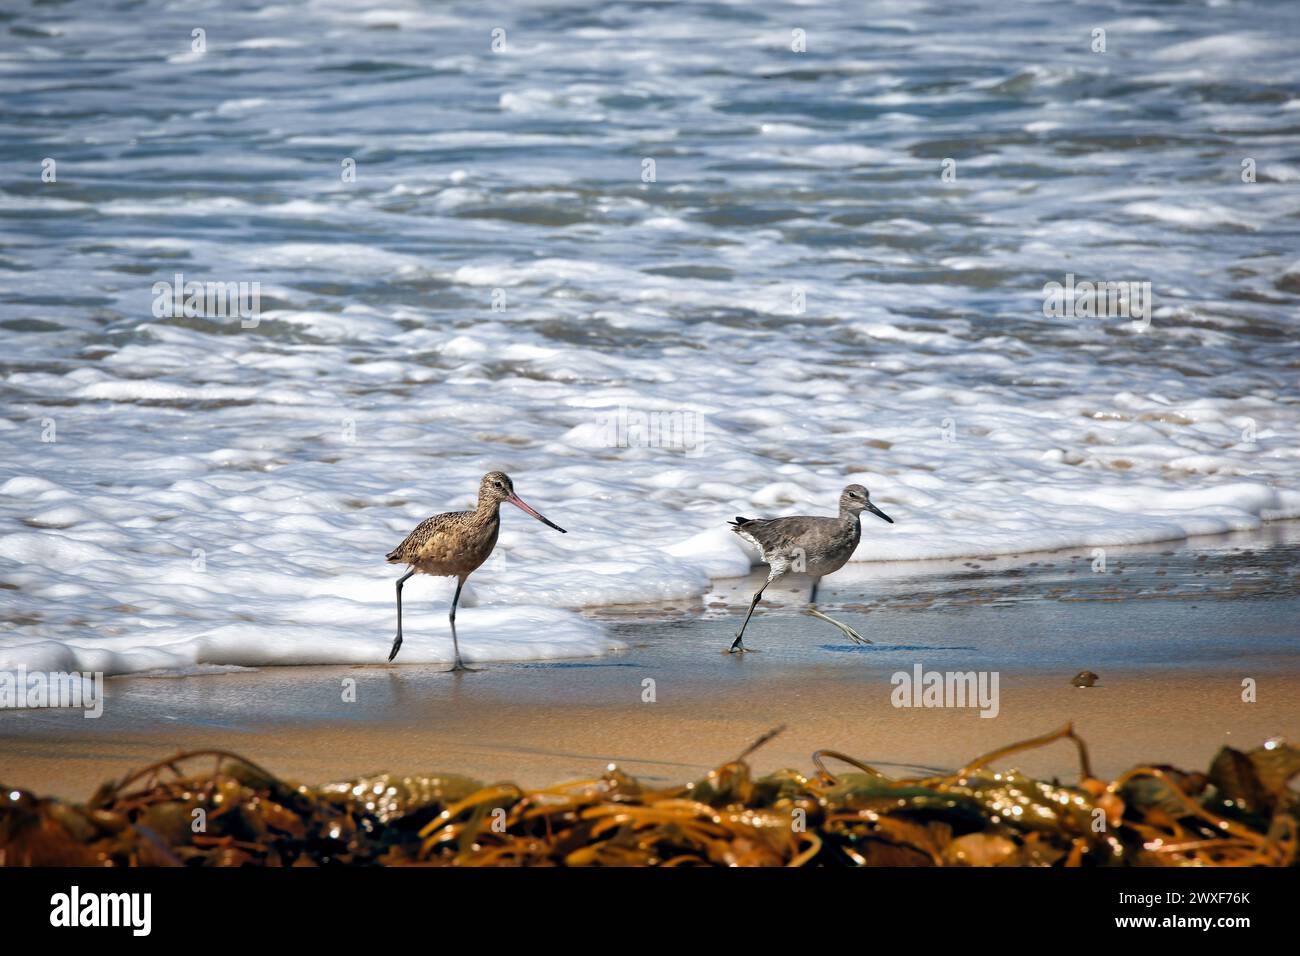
xmin=866 ymin=501 xmax=894 ymax=524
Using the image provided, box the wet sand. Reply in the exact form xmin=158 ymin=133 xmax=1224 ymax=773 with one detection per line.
xmin=3 ymin=668 xmax=1296 ymax=800
xmin=3 ymin=524 xmax=1299 ymax=799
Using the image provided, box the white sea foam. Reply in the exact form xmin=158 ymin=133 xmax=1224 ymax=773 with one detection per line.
xmin=1 ymin=0 xmax=1297 ymax=676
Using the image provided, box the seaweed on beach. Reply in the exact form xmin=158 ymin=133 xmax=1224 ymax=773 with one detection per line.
xmin=2 ymin=724 xmax=1297 ymax=867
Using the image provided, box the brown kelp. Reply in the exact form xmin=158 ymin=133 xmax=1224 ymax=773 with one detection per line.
xmin=2 ymin=724 xmax=1296 ymax=867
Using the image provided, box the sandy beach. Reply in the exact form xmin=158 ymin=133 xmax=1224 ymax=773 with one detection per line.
xmin=6 ymin=0 xmax=1300 ymax=908
xmin=5 ymin=523 xmax=1297 ymax=800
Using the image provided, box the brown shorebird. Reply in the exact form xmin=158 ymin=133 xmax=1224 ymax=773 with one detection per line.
xmin=386 ymin=471 xmax=566 ymax=670
xmin=728 ymin=484 xmax=894 ymax=652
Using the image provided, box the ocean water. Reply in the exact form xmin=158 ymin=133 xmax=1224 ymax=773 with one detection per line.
xmin=1 ymin=0 xmax=1298 ymax=674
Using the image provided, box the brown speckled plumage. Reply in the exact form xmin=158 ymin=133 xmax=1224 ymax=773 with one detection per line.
xmin=386 ymin=471 xmax=566 ymax=669
xmin=386 ymin=476 xmax=505 ymax=578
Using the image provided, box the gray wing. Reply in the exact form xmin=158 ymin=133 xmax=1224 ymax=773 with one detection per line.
xmin=730 ymin=515 xmax=836 ymax=564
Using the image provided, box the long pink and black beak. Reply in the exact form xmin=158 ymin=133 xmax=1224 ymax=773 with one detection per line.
xmin=866 ymin=501 xmax=894 ymax=524
xmin=507 ymin=493 xmax=567 ymax=533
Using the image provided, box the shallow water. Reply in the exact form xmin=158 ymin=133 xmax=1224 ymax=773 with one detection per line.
xmin=1 ymin=0 xmax=1298 ymax=673
xmin=5 ymin=534 xmax=1299 ymax=796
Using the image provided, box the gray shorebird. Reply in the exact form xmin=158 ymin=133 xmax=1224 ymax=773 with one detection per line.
xmin=728 ymin=484 xmax=894 ymax=652
xmin=386 ymin=471 xmax=566 ymax=670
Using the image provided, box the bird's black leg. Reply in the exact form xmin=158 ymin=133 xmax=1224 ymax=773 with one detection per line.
xmin=447 ymin=575 xmax=480 ymax=672
xmin=388 ymin=569 xmax=415 ymax=661
xmin=731 ymin=581 xmax=770 ymax=653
